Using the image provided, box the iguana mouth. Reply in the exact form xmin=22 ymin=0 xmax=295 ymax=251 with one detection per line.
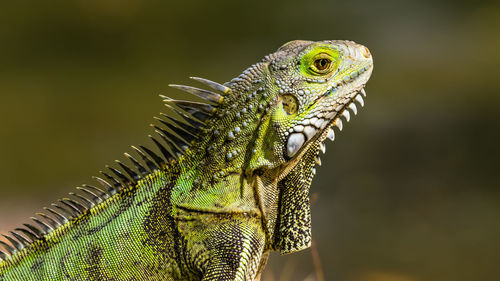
xmin=285 ymin=87 xmax=367 ymax=160
xmin=317 ymin=87 xmax=366 ymax=142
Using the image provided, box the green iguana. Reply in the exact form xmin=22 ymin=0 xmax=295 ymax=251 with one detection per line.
xmin=0 ymin=40 xmax=373 ymax=280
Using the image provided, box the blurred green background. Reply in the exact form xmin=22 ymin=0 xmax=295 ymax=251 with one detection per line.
xmin=0 ymin=1 xmax=499 ymax=280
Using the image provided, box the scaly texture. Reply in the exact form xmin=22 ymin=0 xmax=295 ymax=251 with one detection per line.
xmin=0 ymin=40 xmax=373 ymax=281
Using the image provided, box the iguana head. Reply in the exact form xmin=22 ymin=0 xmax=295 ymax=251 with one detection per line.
xmin=168 ymin=40 xmax=372 ymax=179
xmin=248 ymin=40 xmax=373 ymax=176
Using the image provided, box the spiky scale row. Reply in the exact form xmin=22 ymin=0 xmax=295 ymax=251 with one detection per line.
xmin=131 ymin=146 xmax=159 ymax=171
xmin=0 ymin=239 xmax=16 ymax=254
xmin=149 ymin=134 xmax=175 ymax=161
xmin=22 ymin=224 xmax=43 ymax=239
xmin=160 ymin=112 xmax=200 ymax=131
xmin=52 ymin=203 xmax=74 ymax=219
xmin=59 ymin=199 xmax=83 ymax=215
xmin=161 ymin=96 xmax=215 ymax=123
xmin=106 ymin=165 xmax=132 ymax=186
xmin=139 ymin=145 xmax=165 ymax=168
xmin=153 ymin=126 xmax=187 ymax=155
xmin=46 ymin=206 xmax=68 ymax=223
xmin=154 ymin=116 xmax=196 ymax=144
xmin=92 ymin=176 xmax=116 ymax=195
xmin=30 ymin=217 xmax=53 ymax=233
xmin=9 ymin=232 xmax=29 ymax=248
xmin=168 ymin=84 xmax=224 ymax=104
xmin=189 ymin=76 xmax=231 ymax=94
xmin=99 ymin=171 xmax=121 ymax=192
xmin=0 ymin=250 xmax=7 ymax=261
xmin=0 ymin=78 xmax=223 ymax=261
xmin=2 ymin=235 xmax=22 ymax=252
xmin=37 ymin=212 xmax=61 ymax=228
xmin=14 ymin=228 xmax=36 ymax=242
xmin=76 ymin=187 xmax=103 ymax=204
xmin=124 ymin=153 xmax=148 ymax=176
xmin=69 ymin=192 xmax=94 ymax=209
xmin=115 ymin=160 xmax=140 ymax=182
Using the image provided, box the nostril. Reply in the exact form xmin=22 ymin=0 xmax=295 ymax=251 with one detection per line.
xmin=361 ymin=46 xmax=371 ymax=58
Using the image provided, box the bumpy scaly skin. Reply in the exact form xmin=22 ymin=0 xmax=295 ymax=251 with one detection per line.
xmin=0 ymin=40 xmax=373 ymax=280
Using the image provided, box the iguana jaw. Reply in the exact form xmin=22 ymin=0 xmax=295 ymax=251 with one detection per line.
xmin=285 ymin=63 xmax=373 ymax=163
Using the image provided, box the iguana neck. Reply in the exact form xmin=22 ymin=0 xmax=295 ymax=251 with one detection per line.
xmin=177 ymin=62 xmax=275 ymax=177
xmin=168 ymin=62 xmax=282 ymax=234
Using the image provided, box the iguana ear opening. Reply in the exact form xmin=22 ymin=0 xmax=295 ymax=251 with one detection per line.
xmin=272 ymin=149 xmax=316 ymax=254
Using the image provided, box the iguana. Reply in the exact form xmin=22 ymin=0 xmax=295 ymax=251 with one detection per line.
xmin=0 ymin=40 xmax=373 ymax=280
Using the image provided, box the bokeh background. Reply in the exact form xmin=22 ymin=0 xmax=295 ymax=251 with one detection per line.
xmin=0 ymin=1 xmax=499 ymax=280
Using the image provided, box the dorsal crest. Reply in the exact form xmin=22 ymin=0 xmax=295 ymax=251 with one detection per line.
xmin=0 ymin=77 xmax=230 ymax=263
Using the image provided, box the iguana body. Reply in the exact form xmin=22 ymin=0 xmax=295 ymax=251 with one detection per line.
xmin=0 ymin=40 xmax=373 ymax=280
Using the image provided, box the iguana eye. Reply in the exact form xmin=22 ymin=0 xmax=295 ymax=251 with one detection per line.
xmin=279 ymin=94 xmax=298 ymax=115
xmin=310 ymin=53 xmax=334 ymax=75
xmin=314 ymin=58 xmax=331 ymax=71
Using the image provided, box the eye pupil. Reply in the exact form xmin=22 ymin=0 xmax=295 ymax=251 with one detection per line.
xmin=314 ymin=58 xmax=331 ymax=71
